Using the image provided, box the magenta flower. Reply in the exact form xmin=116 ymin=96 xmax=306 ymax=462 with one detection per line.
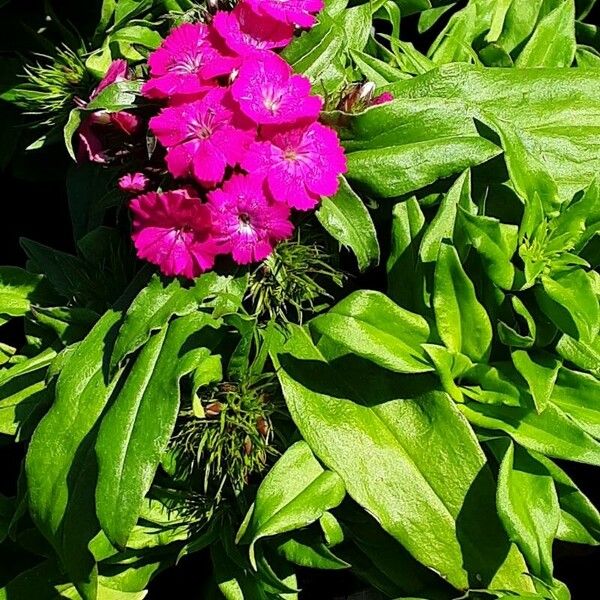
xmin=130 ymin=189 xmax=218 ymax=278
xmin=231 ymin=52 xmax=322 ymax=125
xmin=246 ymin=0 xmax=324 ymax=28
xmin=119 ymin=172 xmax=149 ymax=193
xmin=78 ymin=60 xmax=139 ymax=163
xmin=213 ymin=3 xmax=293 ymax=55
xmin=208 ymin=174 xmax=293 ymax=264
xmin=149 ymin=88 xmax=255 ymax=186
xmin=142 ymin=23 xmax=237 ymax=99
xmin=242 ymin=122 xmax=346 ymax=210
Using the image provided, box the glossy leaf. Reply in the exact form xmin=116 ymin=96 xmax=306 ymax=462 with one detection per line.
xmin=26 ymin=310 xmax=123 ymax=598
xmin=493 ymin=439 xmax=559 ymax=583
xmin=96 ymin=313 xmax=221 ymax=548
xmin=433 ymin=243 xmax=492 ymax=362
xmin=309 ymin=290 xmax=432 ymax=374
xmin=237 ymin=441 xmax=345 ymax=568
xmin=110 ymin=274 xmax=198 ymax=372
xmin=274 ymin=326 xmax=533 ymax=592
xmin=316 ymin=177 xmax=379 ymax=271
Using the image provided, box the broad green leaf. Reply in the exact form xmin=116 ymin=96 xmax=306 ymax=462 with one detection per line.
xmin=460 ymin=401 xmax=600 ymax=465
xmin=347 ymin=135 xmax=500 ymax=198
xmin=516 ymin=1 xmax=576 ymax=67
xmin=433 ymin=243 xmax=493 ymax=362
xmin=345 ymin=97 xmax=476 ymax=153
xmin=534 ymin=453 xmax=600 ymax=545
xmin=0 ymin=266 xmax=54 ymax=317
xmin=336 ymin=502 xmax=454 ymax=598
xmin=385 ymin=64 xmax=600 ymax=199
xmin=346 ymin=101 xmax=500 ymax=197
xmin=342 ymin=2 xmax=375 ymax=51
xmin=96 ymin=313 xmax=221 ymax=548
xmin=237 ymin=441 xmax=345 ymax=568
xmin=459 ymin=210 xmax=518 ymax=289
xmin=309 ymin=290 xmax=432 ymax=374
xmin=274 ymin=326 xmax=533 ymax=592
xmin=550 ymin=367 xmax=600 ymax=439
xmin=512 ymin=351 xmax=561 ymax=413
xmin=316 ymin=177 xmax=380 ymax=271
xmin=556 ymin=334 xmax=600 ymax=377
xmin=26 ymin=310 xmax=123 ymax=598
xmin=31 ymin=306 xmax=98 ymax=345
xmin=484 ymin=114 xmax=560 ymax=214
xmin=0 ymin=367 xmax=51 ymax=439
xmin=539 ymin=270 xmax=600 ymax=343
xmin=419 ymin=171 xmax=470 ymax=264
xmin=387 ymin=198 xmax=426 ymax=313
xmin=493 ymin=440 xmax=559 ymax=583
xmin=552 ymin=178 xmax=600 ymax=252
xmin=110 ymin=275 xmax=198 ymax=372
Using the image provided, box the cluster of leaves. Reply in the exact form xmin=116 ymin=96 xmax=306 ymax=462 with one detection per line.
xmin=2 ymin=0 xmax=600 ymax=599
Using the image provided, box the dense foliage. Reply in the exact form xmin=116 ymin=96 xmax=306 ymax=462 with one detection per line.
xmin=1 ymin=0 xmax=600 ymax=598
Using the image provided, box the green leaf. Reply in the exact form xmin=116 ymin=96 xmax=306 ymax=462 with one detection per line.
xmin=516 ymin=1 xmax=576 ymax=67
xmin=550 ymin=367 xmax=600 ymax=439
xmin=433 ymin=243 xmax=493 ymax=362
xmin=309 ymin=290 xmax=432 ymax=374
xmin=493 ymin=439 xmax=559 ymax=583
xmin=539 ymin=270 xmax=600 ymax=343
xmin=556 ymin=334 xmax=600 ymax=378
xmin=282 ymin=11 xmax=345 ymax=93
xmin=0 ymin=366 xmax=51 ymax=439
xmin=534 ymin=453 xmax=600 ymax=545
xmin=498 ymin=297 xmax=537 ymax=349
xmin=26 ymin=310 xmax=123 ymax=599
xmin=64 ymin=109 xmax=82 ymax=162
xmin=552 ymin=178 xmax=600 ymax=252
xmin=460 ymin=401 xmax=600 ymax=465
xmin=276 ymin=530 xmax=349 ymax=570
xmin=86 ymin=80 xmax=141 ymax=112
xmin=273 ymin=326 xmax=534 ymax=592
xmin=387 ymin=198 xmax=426 ymax=313
xmin=385 ymin=64 xmax=600 ymax=200
xmin=419 ymin=171 xmax=470 ymax=264
xmin=238 ymin=441 xmax=345 ymax=569
xmin=0 ymin=266 xmax=54 ymax=318
xmin=512 ymin=351 xmax=561 ymax=413
xmin=316 ymin=177 xmax=379 ymax=271
xmin=110 ymin=275 xmax=199 ymax=372
xmin=19 ymin=238 xmax=92 ymax=302
xmin=347 ymin=135 xmax=500 ymax=198
xmin=484 ymin=114 xmax=561 ymax=214
xmin=350 ymin=49 xmax=407 ymax=85
xmin=459 ymin=210 xmax=518 ymax=290
xmin=96 ymin=312 xmax=221 ymax=548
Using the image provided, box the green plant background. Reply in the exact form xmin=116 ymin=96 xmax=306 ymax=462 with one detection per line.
xmin=1 ymin=0 xmax=600 ymax=598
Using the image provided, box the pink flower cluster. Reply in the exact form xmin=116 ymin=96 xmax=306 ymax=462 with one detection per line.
xmin=126 ymin=0 xmax=347 ymax=277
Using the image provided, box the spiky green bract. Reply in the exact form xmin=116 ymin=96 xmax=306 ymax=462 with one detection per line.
xmin=248 ymin=238 xmax=345 ymax=324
